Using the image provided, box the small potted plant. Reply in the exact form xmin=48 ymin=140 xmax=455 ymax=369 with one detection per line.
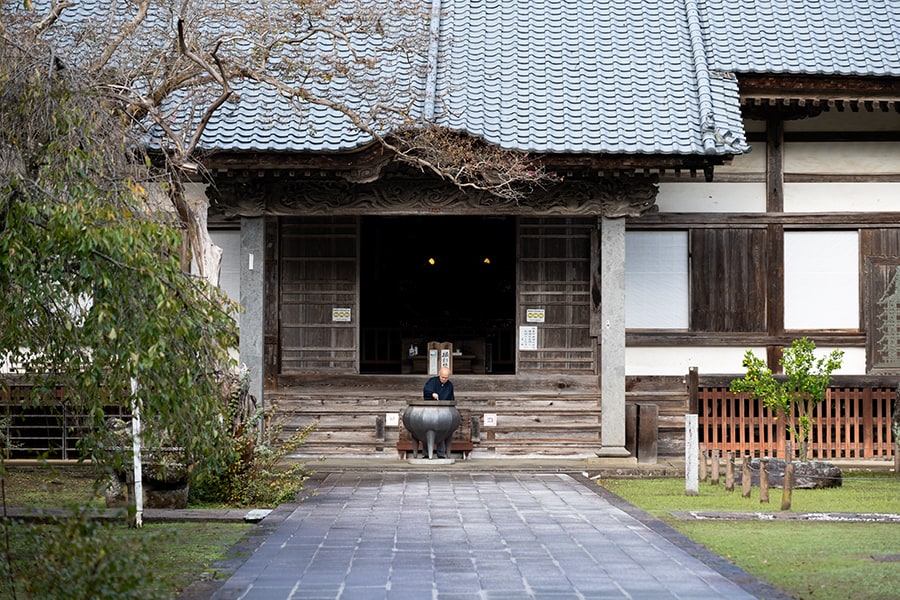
xmin=730 ymin=337 xmax=843 ymax=461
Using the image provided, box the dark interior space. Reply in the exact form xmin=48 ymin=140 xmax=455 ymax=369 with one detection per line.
xmin=360 ymin=216 xmax=516 ymax=374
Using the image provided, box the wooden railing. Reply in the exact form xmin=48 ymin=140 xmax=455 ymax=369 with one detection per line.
xmin=1 ymin=382 xmax=128 ymax=460
xmin=3 ymin=373 xmax=896 ymax=460
xmin=698 ymin=385 xmax=896 ymax=459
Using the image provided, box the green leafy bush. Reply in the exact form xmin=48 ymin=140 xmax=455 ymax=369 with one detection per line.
xmin=0 ymin=509 xmax=169 ymax=600
xmin=190 ymin=370 xmax=314 ymax=507
xmin=730 ymin=337 xmax=843 ymax=460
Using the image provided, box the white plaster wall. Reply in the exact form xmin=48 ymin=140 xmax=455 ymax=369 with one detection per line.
xmin=625 ymin=232 xmax=688 ymax=328
xmin=785 ymin=142 xmax=900 ymax=174
xmin=656 ymin=182 xmax=767 ymax=213
xmin=784 ymin=110 xmax=900 ymax=132
xmin=784 ymin=182 xmax=900 ymax=212
xmin=210 ymin=230 xmax=241 ymax=304
xmin=825 ymin=347 xmax=866 ymax=374
xmin=625 ymin=346 xmax=764 ymax=376
xmin=784 ymin=231 xmax=859 ymax=329
xmin=192 ymin=229 xmax=240 ymax=303
xmin=626 ymin=346 xmax=866 ymax=376
xmin=714 ymin=150 xmax=766 ymax=175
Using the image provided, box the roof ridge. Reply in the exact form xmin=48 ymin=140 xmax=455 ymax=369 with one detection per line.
xmin=423 ymin=0 xmax=443 ymax=121
xmin=683 ymin=0 xmax=717 ymax=154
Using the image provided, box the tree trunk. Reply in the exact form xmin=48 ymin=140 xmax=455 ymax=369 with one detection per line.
xmin=175 ymin=183 xmax=223 ymax=286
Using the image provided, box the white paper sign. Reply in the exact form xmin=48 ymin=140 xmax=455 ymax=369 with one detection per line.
xmin=428 ymin=349 xmax=439 ymax=375
xmin=332 ymin=308 xmax=351 ymax=322
xmin=526 ymin=308 xmax=545 ymax=323
xmin=519 ymin=326 xmax=538 ymax=350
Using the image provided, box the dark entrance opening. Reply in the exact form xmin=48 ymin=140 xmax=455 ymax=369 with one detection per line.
xmin=360 ymin=216 xmax=516 ymax=374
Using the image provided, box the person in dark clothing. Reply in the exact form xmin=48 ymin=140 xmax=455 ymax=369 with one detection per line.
xmin=423 ymin=367 xmax=454 ymax=401
xmin=422 ymin=367 xmax=454 ymax=457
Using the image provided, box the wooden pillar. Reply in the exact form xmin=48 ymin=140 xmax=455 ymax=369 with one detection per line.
xmin=240 ymin=216 xmax=266 ymax=417
xmin=597 ymin=216 xmax=630 ymax=457
xmin=766 ymin=118 xmax=785 ymax=372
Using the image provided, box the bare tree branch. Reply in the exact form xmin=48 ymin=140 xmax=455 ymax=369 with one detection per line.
xmin=176 ymin=17 xmax=233 ymax=160
xmin=94 ymin=0 xmax=151 ymax=73
xmin=28 ymin=0 xmax=72 ymax=35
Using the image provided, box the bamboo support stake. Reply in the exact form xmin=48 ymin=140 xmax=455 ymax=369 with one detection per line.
xmin=760 ymin=458 xmax=770 ymax=503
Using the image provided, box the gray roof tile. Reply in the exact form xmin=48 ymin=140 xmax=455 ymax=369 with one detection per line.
xmin=23 ymin=0 xmax=899 ymax=158
xmin=699 ymin=0 xmax=900 ymax=75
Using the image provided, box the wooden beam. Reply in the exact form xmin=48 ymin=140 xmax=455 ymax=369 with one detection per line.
xmin=632 ymin=212 xmax=900 ymax=228
xmin=738 ymin=74 xmax=900 ymax=100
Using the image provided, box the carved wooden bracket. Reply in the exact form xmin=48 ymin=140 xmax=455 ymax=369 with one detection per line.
xmin=208 ymin=176 xmax=658 ymax=218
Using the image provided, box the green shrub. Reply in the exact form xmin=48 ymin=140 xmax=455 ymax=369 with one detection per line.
xmin=730 ymin=337 xmax=843 ymax=460
xmin=0 ymin=509 xmax=169 ymax=600
xmin=189 ymin=370 xmax=315 ymax=507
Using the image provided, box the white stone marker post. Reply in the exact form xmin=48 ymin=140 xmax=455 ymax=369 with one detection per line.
xmin=685 ymin=414 xmax=699 ymax=496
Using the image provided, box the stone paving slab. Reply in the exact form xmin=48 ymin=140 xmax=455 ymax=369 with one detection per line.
xmin=204 ymin=471 xmax=789 ymax=600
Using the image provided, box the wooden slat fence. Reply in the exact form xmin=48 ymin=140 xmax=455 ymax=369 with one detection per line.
xmin=698 ymin=386 xmax=896 ymax=459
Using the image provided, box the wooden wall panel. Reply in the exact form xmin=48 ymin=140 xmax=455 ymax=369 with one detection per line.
xmin=518 ymin=218 xmax=595 ymax=373
xmin=265 ymin=217 xmax=281 ymax=385
xmin=861 ymin=229 xmax=900 ymax=372
xmin=690 ymin=228 xmax=767 ymax=332
xmin=279 ymin=217 xmax=359 ymax=373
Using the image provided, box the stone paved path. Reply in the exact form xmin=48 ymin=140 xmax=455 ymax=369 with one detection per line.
xmin=208 ymin=471 xmax=788 ymax=599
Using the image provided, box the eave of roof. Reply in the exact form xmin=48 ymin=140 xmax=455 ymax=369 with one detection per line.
xmin=28 ymin=0 xmax=900 ymax=164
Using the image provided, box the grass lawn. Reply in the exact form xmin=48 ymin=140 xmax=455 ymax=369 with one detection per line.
xmin=599 ymin=472 xmax=900 ymax=600
xmin=1 ymin=465 xmax=254 ymax=598
xmin=126 ymin=521 xmax=253 ymax=593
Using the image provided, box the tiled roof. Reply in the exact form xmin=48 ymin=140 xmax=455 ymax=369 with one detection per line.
xmin=197 ymin=0 xmax=747 ymax=157
xmin=433 ymin=0 xmax=745 ymax=156
xmin=22 ymin=0 xmax=900 ymax=158
xmin=698 ymin=0 xmax=900 ymax=76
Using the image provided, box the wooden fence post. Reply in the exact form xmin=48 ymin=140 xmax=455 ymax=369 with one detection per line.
xmin=781 ymin=461 xmax=795 ymax=511
xmin=699 ymin=444 xmax=708 ymax=482
xmin=710 ymin=448 xmax=720 ymax=485
xmin=741 ymin=455 xmax=752 ymax=499
xmin=760 ymin=458 xmax=770 ymax=503
xmin=725 ymin=451 xmax=734 ymax=491
xmin=894 ymin=383 xmax=900 ymax=474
